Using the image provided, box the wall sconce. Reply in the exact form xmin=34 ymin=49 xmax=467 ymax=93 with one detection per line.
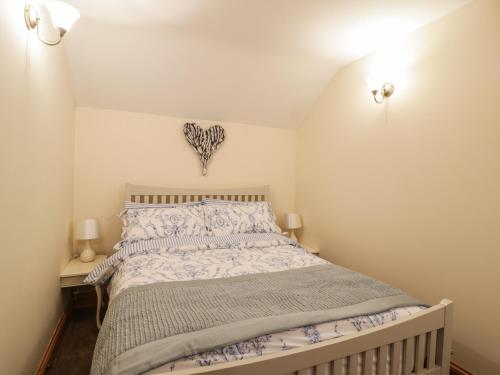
xmin=366 ymin=48 xmax=413 ymax=104
xmin=370 ymin=82 xmax=394 ymax=104
xmin=24 ymin=1 xmax=80 ymax=46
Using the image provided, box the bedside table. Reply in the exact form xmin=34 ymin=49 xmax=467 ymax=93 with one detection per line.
xmin=301 ymin=245 xmax=320 ymax=257
xmin=60 ymin=255 xmax=107 ymax=287
xmin=60 ymin=255 xmax=107 ymax=329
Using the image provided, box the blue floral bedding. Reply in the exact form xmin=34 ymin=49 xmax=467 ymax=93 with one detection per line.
xmin=85 ymin=233 xmax=424 ymax=373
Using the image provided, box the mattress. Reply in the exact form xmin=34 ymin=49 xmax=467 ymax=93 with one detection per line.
xmin=92 ymin=234 xmax=424 ymax=373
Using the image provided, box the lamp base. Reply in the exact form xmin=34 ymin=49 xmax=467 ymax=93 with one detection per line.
xmin=289 ymin=230 xmax=298 ymax=242
xmin=80 ymin=240 xmax=96 ymax=263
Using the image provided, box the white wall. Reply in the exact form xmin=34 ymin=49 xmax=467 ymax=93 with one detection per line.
xmin=0 ymin=1 xmax=75 ymax=374
xmin=296 ymin=1 xmax=500 ymax=373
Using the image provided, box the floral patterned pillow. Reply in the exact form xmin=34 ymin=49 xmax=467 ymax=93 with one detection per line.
xmin=203 ymin=201 xmax=281 ymax=236
xmin=120 ymin=205 xmax=207 ymax=244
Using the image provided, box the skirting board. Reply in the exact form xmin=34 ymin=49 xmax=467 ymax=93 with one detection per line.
xmin=35 ymin=305 xmax=70 ymax=375
xmin=450 ymin=362 xmax=475 ymax=375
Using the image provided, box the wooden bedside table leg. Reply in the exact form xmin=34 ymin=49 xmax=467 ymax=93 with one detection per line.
xmin=95 ymin=284 xmax=102 ymax=329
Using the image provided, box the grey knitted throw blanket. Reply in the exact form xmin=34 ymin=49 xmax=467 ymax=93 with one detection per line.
xmin=92 ymin=264 xmax=423 ymax=375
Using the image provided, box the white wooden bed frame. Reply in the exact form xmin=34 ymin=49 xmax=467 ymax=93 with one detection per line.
xmin=111 ymin=184 xmax=454 ymax=375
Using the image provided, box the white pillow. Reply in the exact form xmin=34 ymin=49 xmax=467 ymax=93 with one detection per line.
xmin=120 ymin=204 xmax=207 ymax=244
xmin=203 ymin=200 xmax=281 ymax=236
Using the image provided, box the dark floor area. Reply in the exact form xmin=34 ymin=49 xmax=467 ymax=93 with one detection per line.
xmin=47 ymin=308 xmax=98 ymax=375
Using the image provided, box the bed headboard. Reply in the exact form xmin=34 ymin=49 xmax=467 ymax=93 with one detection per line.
xmin=125 ymin=183 xmax=270 ymax=204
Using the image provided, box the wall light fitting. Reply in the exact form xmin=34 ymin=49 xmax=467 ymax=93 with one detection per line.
xmin=24 ymin=1 xmax=80 ymax=46
xmin=370 ymin=82 xmax=395 ymax=104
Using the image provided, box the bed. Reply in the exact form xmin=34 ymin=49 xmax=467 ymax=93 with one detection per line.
xmin=86 ymin=184 xmax=453 ymax=375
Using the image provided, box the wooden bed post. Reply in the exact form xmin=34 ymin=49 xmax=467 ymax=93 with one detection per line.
xmin=437 ymin=298 xmax=454 ymax=374
xmin=95 ymin=284 xmax=103 ymax=329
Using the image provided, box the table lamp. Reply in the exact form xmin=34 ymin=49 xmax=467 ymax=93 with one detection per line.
xmin=74 ymin=218 xmax=98 ymax=262
xmin=284 ymin=213 xmax=302 ymax=241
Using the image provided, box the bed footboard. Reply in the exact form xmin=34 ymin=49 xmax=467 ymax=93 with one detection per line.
xmin=167 ymin=299 xmax=453 ymax=375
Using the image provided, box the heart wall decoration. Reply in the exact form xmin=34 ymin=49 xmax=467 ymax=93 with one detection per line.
xmin=183 ymin=123 xmax=226 ymax=176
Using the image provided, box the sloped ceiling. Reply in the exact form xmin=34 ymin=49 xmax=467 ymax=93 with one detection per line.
xmin=63 ymin=0 xmax=469 ymax=128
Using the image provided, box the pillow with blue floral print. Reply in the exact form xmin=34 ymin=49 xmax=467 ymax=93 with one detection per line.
xmin=203 ymin=201 xmax=281 ymax=236
xmin=120 ymin=204 xmax=208 ymax=244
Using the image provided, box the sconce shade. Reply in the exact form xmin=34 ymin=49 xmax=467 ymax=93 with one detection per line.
xmin=284 ymin=213 xmax=302 ymax=230
xmin=74 ymin=218 xmax=99 ymax=240
xmin=45 ymin=1 xmax=80 ymax=32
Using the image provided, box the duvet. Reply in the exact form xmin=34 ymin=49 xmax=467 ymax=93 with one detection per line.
xmin=85 ymin=233 xmax=424 ymax=375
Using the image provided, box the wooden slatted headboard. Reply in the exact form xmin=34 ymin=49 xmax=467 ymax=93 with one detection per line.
xmin=124 ymin=183 xmax=270 ymax=204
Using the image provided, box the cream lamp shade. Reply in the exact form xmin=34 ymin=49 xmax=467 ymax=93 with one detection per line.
xmin=284 ymin=213 xmax=302 ymax=230
xmin=45 ymin=1 xmax=81 ymax=32
xmin=74 ymin=218 xmax=98 ymax=263
xmin=284 ymin=213 xmax=302 ymax=241
xmin=75 ymin=218 xmax=99 ymax=240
